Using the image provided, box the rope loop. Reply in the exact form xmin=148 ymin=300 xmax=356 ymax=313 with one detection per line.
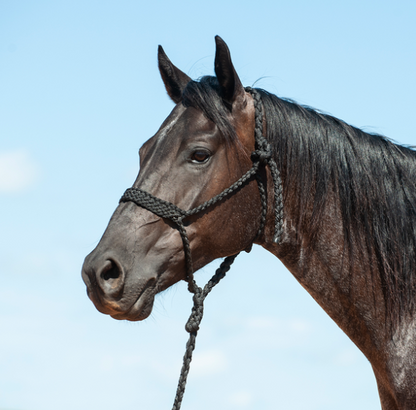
xmin=245 ymin=87 xmax=284 ymax=243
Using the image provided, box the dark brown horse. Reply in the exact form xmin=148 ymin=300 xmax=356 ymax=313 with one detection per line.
xmin=82 ymin=37 xmax=416 ymax=409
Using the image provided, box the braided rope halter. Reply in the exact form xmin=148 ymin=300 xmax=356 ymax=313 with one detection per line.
xmin=120 ymin=88 xmax=283 ymax=409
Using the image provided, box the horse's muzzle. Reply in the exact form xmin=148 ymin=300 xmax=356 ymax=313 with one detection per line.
xmin=81 ymin=253 xmax=156 ymax=321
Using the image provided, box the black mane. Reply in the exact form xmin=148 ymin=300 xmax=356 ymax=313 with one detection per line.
xmin=183 ymin=76 xmax=416 ymax=322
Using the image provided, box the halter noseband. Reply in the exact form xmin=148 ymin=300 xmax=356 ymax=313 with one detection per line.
xmin=119 ymin=87 xmax=283 ymax=410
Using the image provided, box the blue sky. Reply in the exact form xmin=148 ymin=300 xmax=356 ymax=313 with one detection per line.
xmin=1 ymin=1 xmax=415 ymax=409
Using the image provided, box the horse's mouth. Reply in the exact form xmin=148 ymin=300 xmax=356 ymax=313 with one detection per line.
xmin=86 ymin=277 xmax=157 ymax=322
xmin=110 ymin=285 xmax=157 ymax=321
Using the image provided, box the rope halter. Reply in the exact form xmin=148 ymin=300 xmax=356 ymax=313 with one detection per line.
xmin=119 ymin=88 xmax=283 ymax=410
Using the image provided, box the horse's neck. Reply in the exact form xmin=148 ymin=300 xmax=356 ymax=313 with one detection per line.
xmin=262 ymin=196 xmax=387 ymax=363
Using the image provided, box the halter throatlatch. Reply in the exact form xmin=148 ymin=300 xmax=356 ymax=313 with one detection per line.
xmin=119 ymin=88 xmax=283 ymax=410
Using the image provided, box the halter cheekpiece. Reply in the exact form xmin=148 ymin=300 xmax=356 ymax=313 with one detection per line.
xmin=120 ymin=87 xmax=283 ymax=410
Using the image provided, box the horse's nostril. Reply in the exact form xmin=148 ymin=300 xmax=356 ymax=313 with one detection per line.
xmin=101 ymin=260 xmax=121 ymax=281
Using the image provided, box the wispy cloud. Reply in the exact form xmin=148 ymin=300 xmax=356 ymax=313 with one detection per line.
xmin=227 ymin=391 xmax=254 ymax=408
xmin=191 ymin=349 xmax=228 ymax=377
xmin=333 ymin=347 xmax=359 ymax=366
xmin=0 ymin=150 xmax=40 ymax=193
xmin=246 ymin=315 xmax=312 ymax=335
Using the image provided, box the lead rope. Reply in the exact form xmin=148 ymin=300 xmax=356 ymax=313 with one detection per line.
xmin=119 ymin=88 xmax=283 ymax=410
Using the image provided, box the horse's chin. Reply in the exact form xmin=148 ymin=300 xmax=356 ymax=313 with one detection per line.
xmin=109 ymin=291 xmax=156 ymax=322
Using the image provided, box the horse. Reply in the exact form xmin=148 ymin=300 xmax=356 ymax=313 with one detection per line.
xmin=82 ymin=36 xmax=416 ymax=409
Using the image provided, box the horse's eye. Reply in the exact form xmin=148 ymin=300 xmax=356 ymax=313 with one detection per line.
xmin=191 ymin=150 xmax=210 ymax=163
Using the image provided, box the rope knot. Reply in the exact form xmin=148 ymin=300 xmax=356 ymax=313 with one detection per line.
xmin=251 ymin=146 xmax=271 ymax=164
xmin=185 ymin=317 xmax=200 ymax=334
xmin=184 ymin=293 xmax=204 ymax=334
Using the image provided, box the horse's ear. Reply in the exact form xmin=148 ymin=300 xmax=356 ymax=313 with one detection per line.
xmin=214 ymin=36 xmax=245 ymax=108
xmin=158 ymin=45 xmax=191 ymax=104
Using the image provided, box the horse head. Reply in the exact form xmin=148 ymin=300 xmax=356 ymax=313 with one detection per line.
xmin=81 ymin=37 xmax=270 ymax=321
